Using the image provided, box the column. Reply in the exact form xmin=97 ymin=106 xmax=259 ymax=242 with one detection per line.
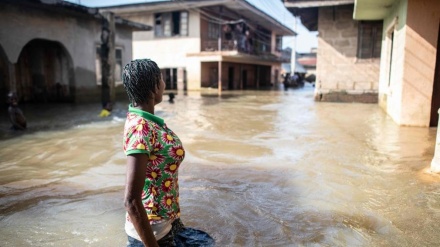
xmin=431 ymin=108 xmax=440 ymax=172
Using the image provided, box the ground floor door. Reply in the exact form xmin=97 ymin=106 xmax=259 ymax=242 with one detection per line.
xmin=430 ymin=22 xmax=440 ymax=127
xmin=16 ymin=39 xmax=74 ymax=103
xmin=209 ymin=67 xmax=218 ymax=88
xmin=242 ymin=70 xmax=247 ymax=89
xmin=162 ymin=68 xmax=178 ymax=90
xmin=228 ymin=67 xmax=234 ymax=89
xmin=0 ymin=45 xmax=9 ymax=103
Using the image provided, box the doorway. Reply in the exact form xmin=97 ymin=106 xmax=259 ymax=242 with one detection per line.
xmin=228 ymin=67 xmax=234 ymax=90
xmin=430 ymin=22 xmax=440 ymax=127
xmin=16 ymin=39 xmax=74 ymax=103
xmin=242 ymin=70 xmax=247 ymax=89
xmin=162 ymin=68 xmax=177 ymax=90
xmin=0 ymin=44 xmax=9 ymax=103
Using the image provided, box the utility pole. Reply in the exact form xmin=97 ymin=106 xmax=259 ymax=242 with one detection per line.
xmin=100 ymin=12 xmax=115 ymax=108
xmin=291 ymin=16 xmax=297 ymax=76
xmin=218 ymin=6 xmax=222 ymax=96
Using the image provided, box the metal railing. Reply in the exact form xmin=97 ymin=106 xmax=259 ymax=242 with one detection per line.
xmin=201 ymin=39 xmax=272 ymax=55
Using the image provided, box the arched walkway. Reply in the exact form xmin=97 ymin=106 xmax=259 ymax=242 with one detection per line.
xmin=16 ymin=39 xmax=75 ymax=103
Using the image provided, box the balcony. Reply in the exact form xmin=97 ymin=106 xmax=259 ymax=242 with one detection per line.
xmin=202 ymin=37 xmax=274 ymax=53
xmin=200 ymin=39 xmax=288 ymax=63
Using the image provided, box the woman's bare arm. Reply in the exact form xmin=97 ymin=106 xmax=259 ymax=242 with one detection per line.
xmin=124 ymin=154 xmax=159 ymax=247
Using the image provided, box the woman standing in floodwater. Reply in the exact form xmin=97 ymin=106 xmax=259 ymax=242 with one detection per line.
xmin=121 ymin=59 xmax=213 ymax=247
xmin=122 ymin=59 xmax=183 ymax=247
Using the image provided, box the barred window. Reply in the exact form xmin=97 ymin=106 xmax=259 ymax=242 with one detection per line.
xmin=208 ymin=22 xmax=219 ymax=40
xmin=275 ymin=35 xmax=283 ymax=52
xmin=357 ymin=21 xmax=383 ymax=59
xmin=155 ymin=11 xmax=189 ymax=37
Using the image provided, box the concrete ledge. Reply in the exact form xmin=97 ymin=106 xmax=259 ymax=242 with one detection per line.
xmin=315 ymin=91 xmax=378 ymax=103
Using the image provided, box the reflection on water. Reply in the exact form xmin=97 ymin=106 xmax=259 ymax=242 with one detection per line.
xmin=1 ymin=85 xmax=440 ymax=246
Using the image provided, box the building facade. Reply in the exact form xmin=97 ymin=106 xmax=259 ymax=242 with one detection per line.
xmin=285 ymin=0 xmax=380 ymax=103
xmin=0 ymin=0 xmax=150 ymax=104
xmin=103 ymin=0 xmax=296 ymax=92
xmin=354 ymin=0 xmax=440 ymax=127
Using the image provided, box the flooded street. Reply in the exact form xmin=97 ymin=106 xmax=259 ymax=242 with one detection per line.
xmin=1 ymin=84 xmax=440 ymax=246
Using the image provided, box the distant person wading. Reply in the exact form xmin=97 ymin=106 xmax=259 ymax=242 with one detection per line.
xmin=7 ymin=92 xmax=27 ymax=131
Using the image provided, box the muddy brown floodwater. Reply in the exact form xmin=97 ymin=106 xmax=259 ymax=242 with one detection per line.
xmin=1 ymin=84 xmax=440 ymax=246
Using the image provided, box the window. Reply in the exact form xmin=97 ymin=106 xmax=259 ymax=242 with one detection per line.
xmin=95 ymin=47 xmax=123 ymax=85
xmin=208 ymin=22 xmax=219 ymax=40
xmin=275 ymin=35 xmax=283 ymax=52
xmin=180 ymin=12 xmax=188 ymax=36
xmin=115 ymin=49 xmax=122 ymax=82
xmin=357 ymin=21 xmax=383 ymax=59
xmin=155 ymin=11 xmax=189 ymax=37
xmin=161 ymin=68 xmax=178 ymax=90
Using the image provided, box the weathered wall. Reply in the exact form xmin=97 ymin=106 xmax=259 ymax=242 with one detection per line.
xmin=0 ymin=3 xmax=134 ymax=103
xmin=401 ymin=0 xmax=439 ymax=126
xmin=316 ymin=5 xmax=380 ymax=103
xmin=379 ymin=0 xmax=440 ymax=126
xmin=378 ymin=0 xmax=407 ymax=122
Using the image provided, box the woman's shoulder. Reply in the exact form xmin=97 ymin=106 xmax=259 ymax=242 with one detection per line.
xmin=125 ymin=113 xmax=162 ymax=132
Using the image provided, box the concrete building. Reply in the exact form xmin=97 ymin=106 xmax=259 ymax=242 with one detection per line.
xmin=0 ymin=0 xmax=151 ymax=104
xmin=297 ymin=50 xmax=316 ymax=81
xmin=102 ymin=0 xmax=296 ymax=92
xmin=285 ymin=0 xmax=380 ymax=103
xmin=354 ymin=0 xmax=440 ymax=127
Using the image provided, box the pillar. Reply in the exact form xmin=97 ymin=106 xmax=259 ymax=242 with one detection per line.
xmin=100 ymin=12 xmax=116 ymax=106
xmin=218 ymin=61 xmax=222 ymax=95
xmin=431 ymin=108 xmax=440 ymax=172
xmin=177 ymin=67 xmax=185 ymax=91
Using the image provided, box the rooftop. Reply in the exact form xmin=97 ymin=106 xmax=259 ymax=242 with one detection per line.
xmin=101 ymin=0 xmax=297 ymax=36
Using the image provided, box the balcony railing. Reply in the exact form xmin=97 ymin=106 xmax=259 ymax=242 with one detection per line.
xmin=201 ymin=38 xmax=272 ymax=55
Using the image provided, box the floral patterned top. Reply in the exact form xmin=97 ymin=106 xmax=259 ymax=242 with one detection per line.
xmin=123 ymin=105 xmax=185 ymax=224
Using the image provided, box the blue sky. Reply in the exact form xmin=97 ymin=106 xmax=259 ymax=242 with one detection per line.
xmin=65 ymin=0 xmax=317 ymax=53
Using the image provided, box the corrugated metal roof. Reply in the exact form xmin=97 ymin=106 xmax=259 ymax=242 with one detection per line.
xmin=100 ymin=0 xmax=297 ymax=35
xmin=284 ymin=0 xmax=354 ymax=8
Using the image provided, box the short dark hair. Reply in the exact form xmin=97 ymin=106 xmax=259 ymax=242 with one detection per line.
xmin=122 ymin=59 xmax=161 ymax=105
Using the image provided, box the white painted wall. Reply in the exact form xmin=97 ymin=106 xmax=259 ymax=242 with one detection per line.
xmin=127 ymin=10 xmax=202 ymax=89
xmin=378 ymin=0 xmax=408 ymax=125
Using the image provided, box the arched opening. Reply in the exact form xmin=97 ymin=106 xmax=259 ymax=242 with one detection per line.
xmin=16 ymin=39 xmax=75 ymax=103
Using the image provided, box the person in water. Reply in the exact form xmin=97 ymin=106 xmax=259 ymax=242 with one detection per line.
xmin=122 ymin=59 xmax=214 ymax=247
xmin=122 ymin=59 xmax=180 ymax=246
xmin=7 ymin=92 xmax=27 ymax=130
xmin=168 ymin=93 xmax=175 ymax=104
xmin=99 ymin=101 xmax=113 ymax=117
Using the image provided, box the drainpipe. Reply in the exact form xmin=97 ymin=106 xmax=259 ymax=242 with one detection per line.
xmin=431 ymin=109 xmax=440 ymax=172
